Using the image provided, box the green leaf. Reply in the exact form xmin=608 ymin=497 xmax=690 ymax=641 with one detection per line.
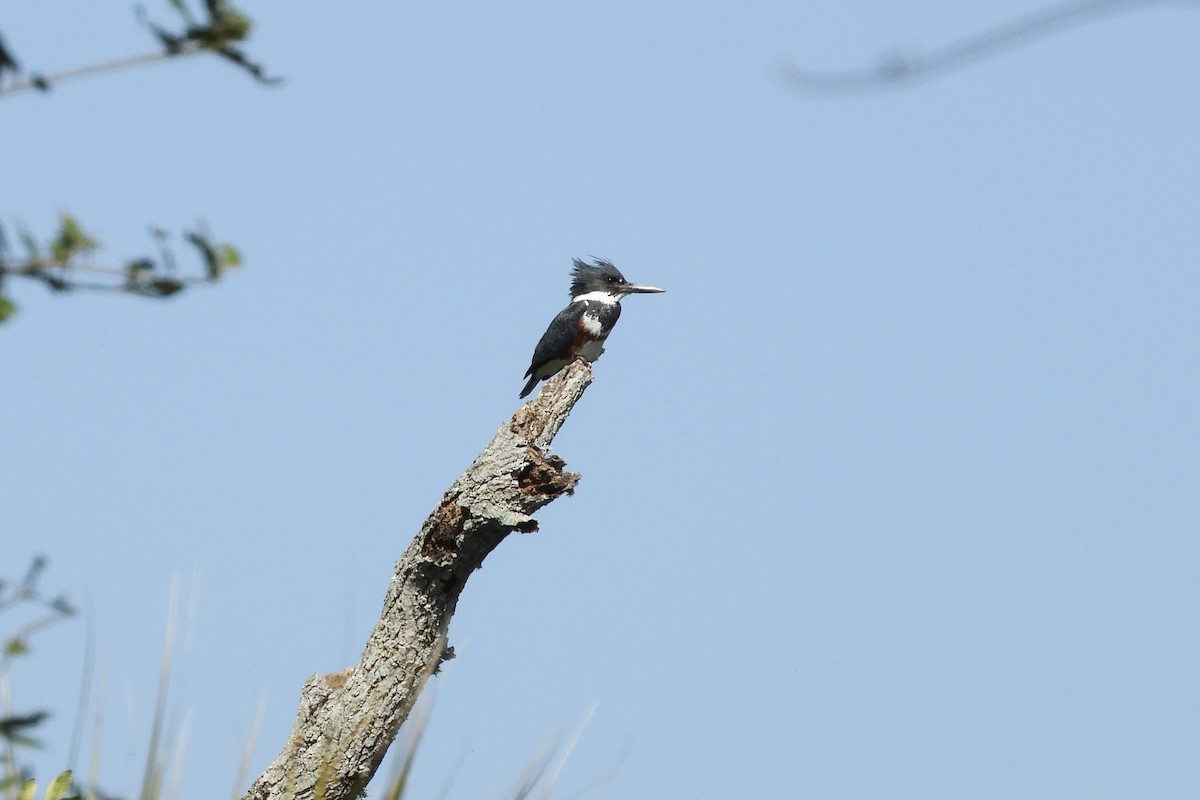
xmin=4 ymin=732 xmax=44 ymax=749
xmin=5 ymin=636 xmax=29 ymax=656
xmin=50 ymin=595 xmax=76 ymax=616
xmin=149 ymin=278 xmax=185 ymax=296
xmin=17 ymin=778 xmax=36 ymax=800
xmin=189 ymin=6 xmax=253 ymax=47
xmin=0 ymin=711 xmax=50 ymax=739
xmin=43 ymin=275 xmax=70 ymax=293
xmin=51 ymin=215 xmax=100 ymax=263
xmin=17 ymin=223 xmax=40 ymax=261
xmin=44 ymin=770 xmax=73 ymax=800
xmin=23 ymin=555 xmax=47 ymax=588
xmin=185 ymin=230 xmax=218 ymax=277
xmin=185 ymin=229 xmax=241 ymax=279
xmin=217 ymin=243 xmax=241 ymax=268
xmin=0 ymin=295 xmax=16 ymax=323
xmin=214 ymin=9 xmax=252 ymax=41
xmin=167 ymin=0 xmax=197 ymax=26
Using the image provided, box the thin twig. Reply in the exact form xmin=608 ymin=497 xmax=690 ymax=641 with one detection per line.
xmin=0 ymin=45 xmax=206 ymax=98
xmin=782 ymin=0 xmax=1194 ymax=92
xmin=6 ymin=261 xmax=145 ymax=278
xmin=1 ymin=261 xmax=218 ymax=297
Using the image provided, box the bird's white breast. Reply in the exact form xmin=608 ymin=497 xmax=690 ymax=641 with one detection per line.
xmin=579 ymin=311 xmax=606 ymax=336
xmin=576 ymin=337 xmax=606 ymax=362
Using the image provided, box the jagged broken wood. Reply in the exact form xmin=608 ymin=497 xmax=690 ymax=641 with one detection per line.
xmin=241 ymin=359 xmax=595 ymax=800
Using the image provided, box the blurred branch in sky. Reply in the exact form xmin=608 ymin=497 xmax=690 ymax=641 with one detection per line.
xmin=0 ymin=217 xmax=241 ymax=323
xmin=0 ymin=557 xmax=75 ymax=794
xmin=0 ymin=0 xmax=281 ymax=100
xmin=0 ymin=1 xmax=266 ymax=324
xmin=781 ymin=0 xmax=1197 ymax=92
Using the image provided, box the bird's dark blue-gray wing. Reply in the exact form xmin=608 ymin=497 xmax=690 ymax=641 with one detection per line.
xmin=525 ymin=304 xmax=584 ymax=378
xmin=520 ymin=301 xmax=624 ymax=398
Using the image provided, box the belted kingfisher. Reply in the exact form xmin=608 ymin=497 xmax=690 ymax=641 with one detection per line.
xmin=519 ymin=258 xmax=665 ymax=398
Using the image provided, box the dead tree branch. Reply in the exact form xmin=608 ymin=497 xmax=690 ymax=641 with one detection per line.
xmin=241 ymin=359 xmax=595 ymax=800
xmin=781 ymin=0 xmax=1195 ymax=93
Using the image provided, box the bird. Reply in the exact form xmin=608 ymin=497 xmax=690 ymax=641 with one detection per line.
xmin=520 ymin=258 xmax=665 ymax=398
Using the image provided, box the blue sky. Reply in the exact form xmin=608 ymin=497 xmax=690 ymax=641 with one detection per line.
xmin=3 ymin=1 xmax=1198 ymax=798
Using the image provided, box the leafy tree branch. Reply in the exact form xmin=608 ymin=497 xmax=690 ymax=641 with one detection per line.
xmin=0 ymin=216 xmax=241 ymax=323
xmin=0 ymin=558 xmax=75 ymax=796
xmin=0 ymin=0 xmax=280 ymax=100
xmin=0 ymin=0 xmax=267 ymax=324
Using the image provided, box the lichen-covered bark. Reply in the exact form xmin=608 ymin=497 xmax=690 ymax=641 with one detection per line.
xmin=242 ymin=360 xmax=594 ymax=800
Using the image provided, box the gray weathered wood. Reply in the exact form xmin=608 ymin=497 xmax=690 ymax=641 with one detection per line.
xmin=241 ymin=360 xmax=594 ymax=800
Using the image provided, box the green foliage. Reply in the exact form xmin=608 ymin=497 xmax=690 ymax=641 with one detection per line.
xmin=1 ymin=1 xmax=281 ymax=98
xmin=0 ymin=713 xmax=49 ymax=750
xmin=0 ymin=33 xmax=19 ymax=79
xmin=2 ymin=639 xmax=30 ymax=657
xmin=16 ymin=226 xmax=40 ymax=262
xmin=165 ymin=0 xmax=253 ymax=47
xmin=49 ymin=216 xmax=99 ymax=264
xmin=1 ymin=2 xmax=272 ymax=792
xmin=0 ymin=0 xmax=268 ymax=323
xmin=1 ymin=559 xmax=77 ymax=800
xmin=185 ymin=228 xmax=241 ymax=279
xmin=140 ymin=0 xmax=279 ymax=85
xmin=189 ymin=9 xmax=253 ymax=48
xmin=0 ymin=215 xmax=242 ymax=321
xmin=164 ymin=0 xmax=196 ymax=27
xmin=43 ymin=770 xmax=76 ymax=800
xmin=13 ymin=771 xmax=77 ymax=800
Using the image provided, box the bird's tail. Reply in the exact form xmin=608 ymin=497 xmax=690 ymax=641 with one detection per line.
xmin=519 ymin=374 xmax=540 ymax=399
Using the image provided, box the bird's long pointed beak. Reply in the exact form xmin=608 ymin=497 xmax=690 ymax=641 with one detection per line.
xmin=626 ymin=283 xmax=666 ymax=294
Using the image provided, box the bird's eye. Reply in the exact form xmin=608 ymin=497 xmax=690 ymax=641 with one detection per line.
xmin=607 ymin=276 xmax=618 ymax=284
